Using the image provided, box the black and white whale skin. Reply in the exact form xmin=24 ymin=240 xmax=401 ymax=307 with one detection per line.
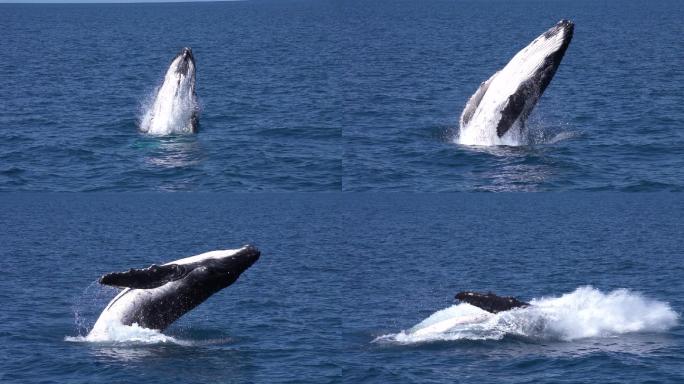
xmin=458 ymin=20 xmax=574 ymax=146
xmin=140 ymin=47 xmax=199 ymax=135
xmin=455 ymin=291 xmax=530 ymax=313
xmin=89 ymin=245 xmax=260 ymax=336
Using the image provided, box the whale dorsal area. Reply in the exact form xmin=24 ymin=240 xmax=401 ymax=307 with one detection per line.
xmin=99 ymin=264 xmax=190 ymax=289
xmin=455 ymin=291 xmax=530 ymax=313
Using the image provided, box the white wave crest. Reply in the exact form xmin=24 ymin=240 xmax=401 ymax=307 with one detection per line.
xmin=65 ymin=318 xmax=183 ymax=345
xmin=374 ymin=286 xmax=679 ymax=345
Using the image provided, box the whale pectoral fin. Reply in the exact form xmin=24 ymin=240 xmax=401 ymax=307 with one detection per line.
xmin=460 ymin=71 xmax=499 ymax=128
xmin=455 ymin=291 xmax=530 ymax=313
xmin=496 ymin=86 xmax=529 ymax=137
xmin=99 ymin=264 xmax=189 ymax=289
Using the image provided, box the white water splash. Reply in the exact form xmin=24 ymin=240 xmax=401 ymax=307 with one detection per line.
xmin=457 ymin=119 xmax=528 ymax=146
xmin=140 ymin=51 xmax=198 ymax=135
xmin=68 ymin=284 xmax=183 ymax=345
xmin=65 ymin=317 xmax=184 ymax=345
xmin=454 ymin=118 xmax=580 ymax=148
xmin=374 ymin=286 xmax=679 ymax=345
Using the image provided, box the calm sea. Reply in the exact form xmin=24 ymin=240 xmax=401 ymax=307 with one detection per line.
xmin=2 ymin=0 xmax=683 ymax=191
xmin=0 ymin=194 xmax=683 ymax=383
xmin=1 ymin=0 xmax=683 ymax=383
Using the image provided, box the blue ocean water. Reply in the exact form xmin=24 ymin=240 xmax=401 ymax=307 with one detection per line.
xmin=341 ymin=0 xmax=684 ymax=191
xmin=1 ymin=1 xmax=341 ymax=191
xmin=2 ymin=0 xmax=684 ymax=191
xmin=0 ymin=194 xmax=343 ymax=382
xmin=1 ymin=194 xmax=683 ymax=383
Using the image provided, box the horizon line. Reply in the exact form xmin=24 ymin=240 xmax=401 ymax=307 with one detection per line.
xmin=0 ymin=0 xmax=246 ymax=4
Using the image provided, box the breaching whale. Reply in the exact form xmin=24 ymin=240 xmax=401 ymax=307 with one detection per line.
xmin=140 ymin=47 xmax=199 ymax=135
xmin=88 ymin=245 xmax=260 ymax=336
xmin=455 ymin=291 xmax=530 ymax=313
xmin=458 ymin=20 xmax=574 ymax=146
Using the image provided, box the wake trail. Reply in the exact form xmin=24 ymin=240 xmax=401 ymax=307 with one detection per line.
xmin=374 ymin=286 xmax=678 ymax=345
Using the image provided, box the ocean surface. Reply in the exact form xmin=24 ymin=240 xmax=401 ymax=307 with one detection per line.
xmin=1 ymin=194 xmax=683 ymax=383
xmin=1 ymin=0 xmax=342 ymax=191
xmin=2 ymin=0 xmax=684 ymax=191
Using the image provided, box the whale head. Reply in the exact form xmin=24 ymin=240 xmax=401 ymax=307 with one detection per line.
xmin=199 ymin=245 xmax=261 ymax=288
xmin=167 ymin=47 xmax=196 ymax=89
xmin=171 ymin=245 xmax=261 ymax=290
xmin=459 ymin=20 xmax=574 ymax=146
xmin=173 ymin=47 xmax=195 ymax=77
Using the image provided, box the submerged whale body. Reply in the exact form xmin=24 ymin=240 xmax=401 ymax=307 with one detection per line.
xmin=458 ymin=20 xmax=574 ymax=146
xmin=88 ymin=245 xmax=259 ymax=336
xmin=140 ymin=47 xmax=199 ymax=135
xmin=455 ymin=291 xmax=530 ymax=313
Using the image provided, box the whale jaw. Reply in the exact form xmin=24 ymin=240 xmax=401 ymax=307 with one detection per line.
xmin=458 ymin=20 xmax=574 ymax=146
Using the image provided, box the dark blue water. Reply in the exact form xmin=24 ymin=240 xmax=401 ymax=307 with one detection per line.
xmin=1 ymin=1 xmax=341 ymax=191
xmin=2 ymin=0 xmax=684 ymax=382
xmin=0 ymin=194 xmax=343 ymax=382
xmin=341 ymin=0 xmax=684 ymax=191
xmin=1 ymin=194 xmax=683 ymax=383
xmin=2 ymin=0 xmax=684 ymax=191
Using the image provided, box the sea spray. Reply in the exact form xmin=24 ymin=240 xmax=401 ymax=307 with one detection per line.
xmin=374 ymin=286 xmax=678 ymax=344
xmin=68 ymin=284 xmax=182 ymax=344
xmin=66 ymin=319 xmax=181 ymax=344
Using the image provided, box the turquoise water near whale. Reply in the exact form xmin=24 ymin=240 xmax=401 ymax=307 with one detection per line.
xmin=1 ymin=194 xmax=683 ymax=383
xmin=2 ymin=0 xmax=684 ymax=191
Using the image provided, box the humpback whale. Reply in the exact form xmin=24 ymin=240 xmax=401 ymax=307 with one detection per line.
xmin=140 ymin=47 xmax=199 ymax=135
xmin=455 ymin=291 xmax=530 ymax=313
xmin=89 ymin=245 xmax=260 ymax=336
xmin=458 ymin=20 xmax=574 ymax=146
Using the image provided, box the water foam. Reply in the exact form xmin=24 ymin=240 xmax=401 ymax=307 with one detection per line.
xmin=66 ymin=317 xmax=183 ymax=345
xmin=457 ymin=121 xmax=527 ymax=146
xmin=455 ymin=118 xmax=579 ymax=147
xmin=374 ymin=286 xmax=679 ymax=345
